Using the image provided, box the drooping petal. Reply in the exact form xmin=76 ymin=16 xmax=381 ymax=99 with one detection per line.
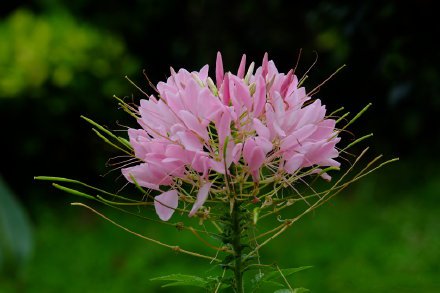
xmin=243 ymin=138 xmax=265 ymax=180
xmin=122 ymin=164 xmax=160 ymax=190
xmin=154 ymin=190 xmax=179 ymax=221
xmin=189 ymin=182 xmax=213 ymax=217
xmin=311 ymin=168 xmax=332 ymax=181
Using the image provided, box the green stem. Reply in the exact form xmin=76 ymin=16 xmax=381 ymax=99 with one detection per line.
xmin=231 ymin=201 xmax=244 ymax=293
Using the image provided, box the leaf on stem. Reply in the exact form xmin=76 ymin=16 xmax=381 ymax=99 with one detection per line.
xmin=151 ymin=274 xmax=208 ymax=288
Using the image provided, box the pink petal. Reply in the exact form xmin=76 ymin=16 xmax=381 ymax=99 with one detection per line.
xmin=308 ymin=119 xmax=336 ymax=141
xmin=237 ymin=54 xmax=246 ymax=78
xmin=179 ymin=110 xmax=208 ymax=140
xmin=253 ymin=118 xmax=270 ymax=139
xmin=154 ymin=190 xmax=179 ymax=221
xmin=182 ymin=79 xmax=200 ymax=110
xmin=265 ymin=103 xmax=285 ymax=138
xmin=243 ymin=139 xmax=265 ymax=174
xmin=280 ymin=124 xmax=317 ymax=151
xmin=216 ymin=52 xmax=224 ymax=87
xmin=305 ymin=140 xmax=338 ymax=166
xmin=122 ymin=164 xmax=159 ymax=190
xmin=197 ymin=88 xmax=224 ymax=120
xmin=128 ymin=129 xmax=150 ymax=160
xmin=232 ymin=76 xmax=252 ymax=111
xmin=312 ymin=169 xmax=332 ymax=181
xmin=216 ymin=111 xmax=231 ymax=146
xmin=284 ymin=154 xmax=304 ymax=173
xmin=255 ymin=136 xmax=273 ymax=154
xmin=232 ymin=142 xmax=243 ymax=163
xmin=189 ymin=182 xmax=213 ymax=217
xmin=191 ymin=153 xmax=210 ymax=176
xmin=198 ymin=64 xmax=209 ymax=81
xmin=165 ymin=90 xmax=185 ymax=113
xmin=280 ymin=69 xmax=293 ymax=98
xmin=262 ymin=52 xmax=269 ymax=78
xmin=253 ymin=76 xmax=266 ymax=116
xmin=221 ymin=73 xmax=231 ymax=105
xmin=297 ymin=99 xmax=325 ymax=128
xmin=176 ymin=131 xmax=203 ymax=151
xmin=165 ymin=144 xmax=190 ymax=164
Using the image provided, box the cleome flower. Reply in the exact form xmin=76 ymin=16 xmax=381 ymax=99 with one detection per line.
xmin=121 ymin=52 xmax=341 ymax=221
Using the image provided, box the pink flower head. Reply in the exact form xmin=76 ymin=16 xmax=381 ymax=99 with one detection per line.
xmin=122 ymin=53 xmax=341 ymax=220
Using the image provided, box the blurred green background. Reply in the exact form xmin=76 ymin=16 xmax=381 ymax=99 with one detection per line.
xmin=0 ymin=0 xmax=439 ymax=292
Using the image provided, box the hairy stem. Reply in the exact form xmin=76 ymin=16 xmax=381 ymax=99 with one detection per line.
xmin=231 ymin=201 xmax=244 ymax=293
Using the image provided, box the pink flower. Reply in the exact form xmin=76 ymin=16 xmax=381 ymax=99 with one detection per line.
xmin=122 ymin=52 xmax=341 ymax=221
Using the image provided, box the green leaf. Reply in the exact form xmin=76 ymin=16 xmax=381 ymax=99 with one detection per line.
xmin=263 ymin=266 xmax=313 ymax=281
xmin=151 ymin=274 xmax=208 ymax=288
xmin=262 ymin=280 xmax=285 ymax=288
xmin=251 ymin=272 xmax=284 ymax=292
xmin=0 ymin=175 xmax=33 ymax=273
xmin=293 ymin=288 xmax=310 ymax=293
xmin=273 ymin=288 xmax=310 ymax=293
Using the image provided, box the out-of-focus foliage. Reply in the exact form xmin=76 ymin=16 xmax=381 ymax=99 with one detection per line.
xmin=0 ymin=8 xmax=138 ymax=199
xmin=0 ymin=9 xmax=136 ymax=99
xmin=0 ymin=175 xmax=33 ymax=275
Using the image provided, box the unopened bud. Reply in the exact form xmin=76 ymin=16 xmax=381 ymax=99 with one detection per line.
xmin=249 ymin=83 xmax=256 ymax=96
xmin=244 ymin=62 xmax=255 ymax=84
xmin=207 ymin=77 xmax=218 ymax=96
xmin=191 ymin=72 xmax=205 ymax=87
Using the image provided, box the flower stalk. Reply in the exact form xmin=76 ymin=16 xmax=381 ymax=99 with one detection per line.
xmin=230 ymin=200 xmax=245 ymax=293
xmin=219 ymin=199 xmax=249 ymax=292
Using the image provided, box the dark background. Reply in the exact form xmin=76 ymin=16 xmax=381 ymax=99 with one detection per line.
xmin=1 ymin=0 xmax=439 ymax=292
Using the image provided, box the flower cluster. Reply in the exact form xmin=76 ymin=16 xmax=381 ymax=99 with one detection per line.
xmin=122 ymin=53 xmax=340 ymax=221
